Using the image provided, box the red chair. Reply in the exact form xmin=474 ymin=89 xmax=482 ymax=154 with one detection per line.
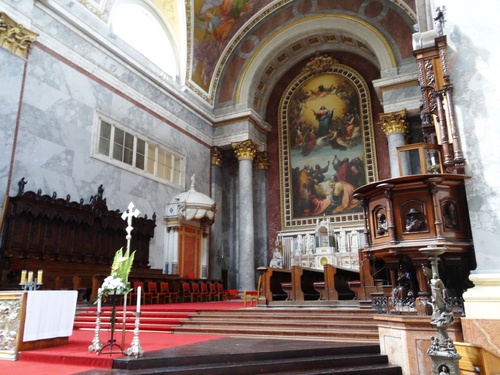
xmin=208 ymin=283 xmax=219 ymax=301
xmin=216 ymin=283 xmax=228 ymax=301
xmin=182 ymin=282 xmax=193 ymax=302
xmin=147 ymin=281 xmax=163 ymax=304
xmin=129 ymin=281 xmax=152 ymax=305
xmin=160 ymin=282 xmax=178 ymax=303
xmin=199 ymin=283 xmax=209 ymax=301
xmin=191 ymin=282 xmax=202 ymax=302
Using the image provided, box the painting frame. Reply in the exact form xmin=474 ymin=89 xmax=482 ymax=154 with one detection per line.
xmin=278 ymin=55 xmax=378 ymax=229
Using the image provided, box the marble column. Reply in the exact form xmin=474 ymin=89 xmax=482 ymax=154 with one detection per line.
xmin=380 ymin=109 xmax=409 ymax=177
xmin=232 ymin=140 xmax=257 ymax=291
xmin=254 ymin=151 xmax=269 ymax=270
xmin=164 ymin=225 xmax=179 ymax=275
xmin=201 ymin=225 xmax=209 ymax=278
xmin=209 ymin=146 xmax=223 ymax=280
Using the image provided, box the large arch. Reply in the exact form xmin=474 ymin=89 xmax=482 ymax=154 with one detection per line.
xmin=232 ymin=15 xmax=397 ymax=115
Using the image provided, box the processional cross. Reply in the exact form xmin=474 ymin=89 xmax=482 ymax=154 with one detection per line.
xmin=121 ymin=202 xmax=140 ymax=252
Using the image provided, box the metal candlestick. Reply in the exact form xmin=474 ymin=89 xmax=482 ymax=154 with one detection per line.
xmin=19 ymin=279 xmax=42 ymax=291
xmin=88 ymin=311 xmax=103 ymax=353
xmin=125 ymin=311 xmax=144 ymax=357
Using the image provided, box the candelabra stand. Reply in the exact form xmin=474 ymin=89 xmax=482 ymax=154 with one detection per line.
xmin=19 ymin=279 xmax=42 ymax=291
xmin=125 ymin=311 xmax=144 ymax=357
xmin=98 ymin=292 xmax=123 ymax=355
xmin=420 ymin=245 xmax=461 ymax=375
xmin=88 ymin=311 xmax=103 ymax=353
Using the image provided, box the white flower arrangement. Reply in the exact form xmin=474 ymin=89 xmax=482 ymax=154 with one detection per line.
xmin=96 ymin=247 xmax=135 ymax=301
xmin=98 ymin=275 xmax=130 ymax=299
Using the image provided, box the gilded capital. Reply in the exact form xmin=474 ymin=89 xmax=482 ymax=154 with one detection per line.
xmin=232 ymin=140 xmax=256 ymax=161
xmin=380 ymin=109 xmax=409 ymax=135
xmin=0 ymin=12 xmax=38 ymax=59
xmin=211 ymin=146 xmax=222 ymax=166
xmin=254 ymin=151 xmax=270 ymax=170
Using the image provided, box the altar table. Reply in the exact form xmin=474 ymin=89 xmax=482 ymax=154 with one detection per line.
xmin=23 ymin=290 xmax=78 ymax=342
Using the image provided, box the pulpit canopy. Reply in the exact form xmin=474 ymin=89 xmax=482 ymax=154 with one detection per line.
xmin=165 ymin=174 xmax=216 ymax=224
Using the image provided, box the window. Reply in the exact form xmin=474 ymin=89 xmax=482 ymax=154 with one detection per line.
xmin=96 ymin=118 xmax=184 ymax=186
xmin=110 ymin=1 xmax=178 ymax=78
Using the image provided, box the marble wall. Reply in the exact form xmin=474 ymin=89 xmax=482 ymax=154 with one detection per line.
xmin=443 ymin=1 xmax=500 ymax=271
xmin=0 ymin=48 xmax=24 ymax=215
xmin=0 ymin=1 xmax=213 ymax=271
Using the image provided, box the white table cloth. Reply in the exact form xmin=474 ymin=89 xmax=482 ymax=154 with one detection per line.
xmin=23 ymin=290 xmax=78 ymax=342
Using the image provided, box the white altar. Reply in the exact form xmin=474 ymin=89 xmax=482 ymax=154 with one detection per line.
xmin=23 ymin=290 xmax=78 ymax=342
xmin=0 ymin=290 xmax=78 ymax=360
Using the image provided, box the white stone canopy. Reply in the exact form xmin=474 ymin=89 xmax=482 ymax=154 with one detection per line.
xmin=165 ymin=174 xmax=215 ymax=223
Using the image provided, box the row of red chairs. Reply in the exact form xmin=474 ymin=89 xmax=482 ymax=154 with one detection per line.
xmin=181 ymin=282 xmax=228 ymax=302
xmin=127 ymin=281 xmax=229 ymax=304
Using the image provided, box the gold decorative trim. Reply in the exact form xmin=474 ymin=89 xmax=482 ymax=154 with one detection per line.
xmin=211 ymin=146 xmax=222 ymax=166
xmin=301 ymin=53 xmax=339 ymax=74
xmin=380 ymin=109 xmax=409 ymax=135
xmin=232 ymin=140 xmax=256 ymax=161
xmin=254 ymin=151 xmax=270 ymax=170
xmin=0 ymin=12 xmax=38 ymax=59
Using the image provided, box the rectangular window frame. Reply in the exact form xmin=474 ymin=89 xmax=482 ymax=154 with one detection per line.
xmin=93 ymin=115 xmax=185 ymax=188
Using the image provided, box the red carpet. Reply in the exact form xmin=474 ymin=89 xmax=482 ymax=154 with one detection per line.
xmin=0 ymin=301 xmax=245 ymax=375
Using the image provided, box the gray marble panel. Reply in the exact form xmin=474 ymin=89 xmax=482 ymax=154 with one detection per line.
xmin=0 ymin=49 xmax=24 ymax=203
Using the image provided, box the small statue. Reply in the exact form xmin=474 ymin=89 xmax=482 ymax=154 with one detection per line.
xmin=376 ymin=213 xmax=388 ymax=235
xmin=405 ymin=209 xmax=423 ymax=232
xmin=393 ymin=265 xmax=413 ymax=300
xmin=434 ymin=6 xmax=446 ymax=36
xmin=17 ymin=177 xmax=28 ymax=196
xmin=269 ymin=248 xmax=283 ymax=268
xmin=439 ymin=365 xmax=450 ymax=375
xmin=97 ymin=184 xmax=104 ymax=200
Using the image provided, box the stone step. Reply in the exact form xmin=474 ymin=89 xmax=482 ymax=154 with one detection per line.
xmin=109 ymin=338 xmax=401 ymax=374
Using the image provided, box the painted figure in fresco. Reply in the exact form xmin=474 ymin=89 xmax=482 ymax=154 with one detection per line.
xmin=311 ymin=106 xmax=334 ymax=137
xmin=329 ymin=180 xmax=359 ymax=214
xmin=312 ymin=161 xmax=330 ymax=183
xmin=198 ymin=0 xmax=250 ymax=40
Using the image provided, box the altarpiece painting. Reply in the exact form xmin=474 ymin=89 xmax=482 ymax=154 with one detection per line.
xmin=279 ymin=55 xmax=377 ymax=229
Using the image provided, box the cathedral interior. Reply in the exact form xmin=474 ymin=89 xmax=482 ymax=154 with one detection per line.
xmin=1 ymin=0 xmax=500 ymax=372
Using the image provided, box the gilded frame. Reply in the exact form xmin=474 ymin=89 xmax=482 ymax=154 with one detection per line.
xmin=279 ymin=57 xmax=377 ymax=229
xmin=0 ymin=292 xmax=26 ymax=360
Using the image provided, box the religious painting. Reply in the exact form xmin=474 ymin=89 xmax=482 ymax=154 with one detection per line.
xmin=192 ymin=0 xmax=272 ymax=92
xmin=279 ymin=58 xmax=377 ymax=228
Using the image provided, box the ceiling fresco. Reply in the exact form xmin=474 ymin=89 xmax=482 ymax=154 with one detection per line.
xmin=185 ymin=0 xmax=417 ymax=106
xmin=76 ymin=0 xmax=417 ymax=108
